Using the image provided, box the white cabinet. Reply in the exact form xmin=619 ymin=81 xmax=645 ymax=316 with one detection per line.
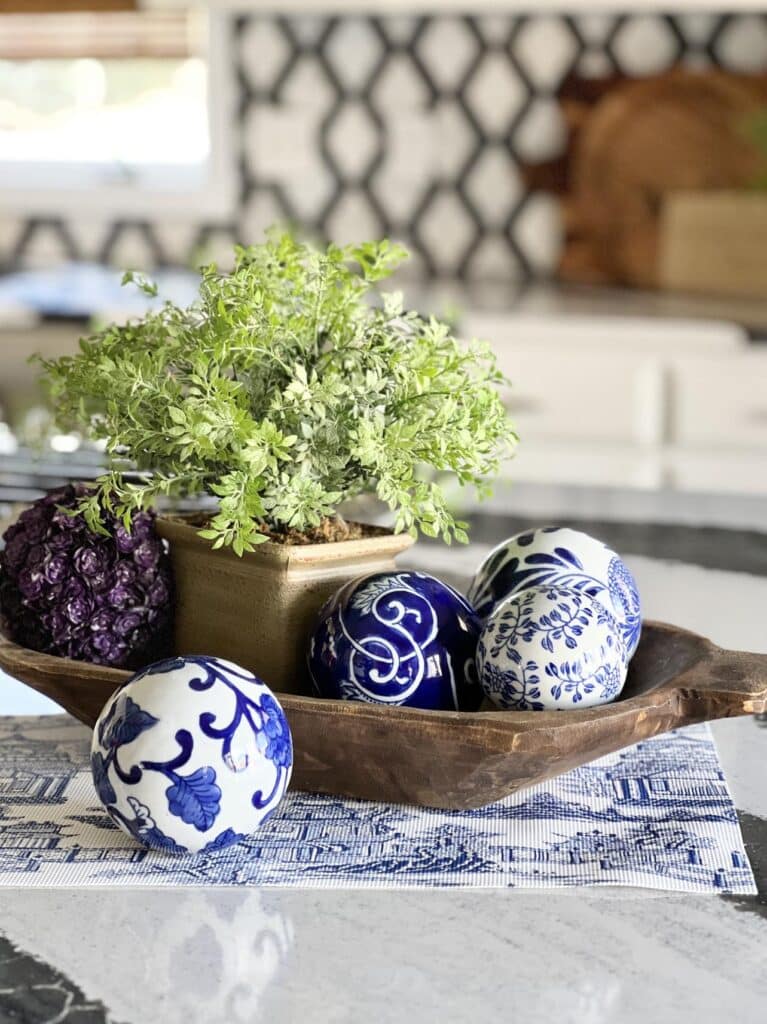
xmin=3 ymin=312 xmax=765 ymax=498
xmin=465 ymin=311 xmax=767 ymax=496
xmin=669 ymin=450 xmax=767 ymax=495
xmin=494 ymin=349 xmax=664 ymax=446
xmin=670 ymin=354 xmax=767 ymax=450
xmin=506 ymin=443 xmax=664 ymax=490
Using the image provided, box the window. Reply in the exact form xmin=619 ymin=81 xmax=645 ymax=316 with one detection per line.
xmin=0 ymin=9 xmax=234 ymax=217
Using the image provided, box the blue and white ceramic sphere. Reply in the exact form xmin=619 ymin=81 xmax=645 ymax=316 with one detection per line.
xmin=477 ymin=584 xmax=628 ymax=711
xmin=90 ymin=656 xmax=293 ymax=854
xmin=307 ymin=571 xmax=483 ymax=711
xmin=467 ymin=526 xmax=641 ymax=661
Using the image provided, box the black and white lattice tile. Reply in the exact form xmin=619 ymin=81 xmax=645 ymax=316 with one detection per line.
xmin=606 ymin=15 xmax=686 ymax=74
xmin=9 ymin=219 xmax=78 ymax=270
xmin=711 ymin=13 xmax=767 ymax=70
xmin=192 ymin=223 xmax=239 ymax=270
xmin=3 ymin=10 xmax=767 ymax=282
xmin=233 ymin=10 xmax=767 ymax=281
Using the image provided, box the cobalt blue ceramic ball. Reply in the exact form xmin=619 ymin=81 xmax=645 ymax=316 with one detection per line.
xmin=307 ymin=571 xmax=483 ymax=711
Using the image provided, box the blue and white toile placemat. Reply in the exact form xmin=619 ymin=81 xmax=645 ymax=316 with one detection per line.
xmin=0 ymin=716 xmax=756 ymax=892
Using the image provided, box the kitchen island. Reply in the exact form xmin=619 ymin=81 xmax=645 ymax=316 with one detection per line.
xmin=0 ymin=483 xmax=765 ymax=1024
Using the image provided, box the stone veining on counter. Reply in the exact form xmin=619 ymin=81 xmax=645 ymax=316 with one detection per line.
xmin=0 ymin=933 xmax=116 ymax=1024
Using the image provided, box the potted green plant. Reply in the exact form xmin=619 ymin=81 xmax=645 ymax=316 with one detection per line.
xmin=39 ymin=233 xmax=515 ymax=693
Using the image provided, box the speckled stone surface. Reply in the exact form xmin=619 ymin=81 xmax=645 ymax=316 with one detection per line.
xmin=1 ymin=487 xmax=766 ymax=1024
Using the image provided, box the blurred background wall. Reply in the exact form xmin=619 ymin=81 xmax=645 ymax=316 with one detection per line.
xmin=1 ymin=8 xmax=765 ymax=283
xmin=0 ymin=4 xmax=766 ymax=505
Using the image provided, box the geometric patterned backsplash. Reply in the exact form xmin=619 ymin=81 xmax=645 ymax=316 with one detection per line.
xmin=4 ymin=11 xmax=767 ymax=283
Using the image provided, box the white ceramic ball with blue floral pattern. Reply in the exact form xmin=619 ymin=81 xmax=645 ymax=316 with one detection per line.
xmin=477 ymin=584 xmax=628 ymax=711
xmin=90 ymin=656 xmax=293 ymax=854
xmin=468 ymin=526 xmax=641 ymax=662
xmin=307 ymin=571 xmax=482 ymax=711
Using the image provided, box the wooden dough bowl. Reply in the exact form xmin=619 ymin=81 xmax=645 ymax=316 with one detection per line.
xmin=1 ymin=622 xmax=765 ymax=810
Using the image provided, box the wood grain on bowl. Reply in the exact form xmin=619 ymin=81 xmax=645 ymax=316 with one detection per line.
xmin=1 ymin=623 xmax=765 ymax=810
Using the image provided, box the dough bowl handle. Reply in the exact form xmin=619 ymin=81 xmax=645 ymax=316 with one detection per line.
xmin=674 ymin=644 xmax=767 ymax=720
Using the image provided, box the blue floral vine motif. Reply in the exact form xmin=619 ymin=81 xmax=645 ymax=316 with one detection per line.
xmin=607 ymin=557 xmax=642 ymax=654
xmin=490 ymin=589 xmax=597 ymax=657
xmin=139 ymin=728 xmax=222 ymax=833
xmin=482 ymin=649 xmax=545 ymax=711
xmin=474 ymin=526 xmax=559 ymax=589
xmin=98 ymin=696 xmax=158 ymax=751
xmin=91 ymin=751 xmax=117 ymax=807
xmin=529 ymin=589 xmax=594 ymax=653
xmin=184 ymin=656 xmax=293 ymax=812
xmin=471 ymin=530 xmax=641 ymax=661
xmin=545 ymin=648 xmax=620 ymax=705
xmin=93 ymin=690 xmax=223 ymax=835
xmin=92 ymin=658 xmax=291 ymax=847
xmin=599 ymin=662 xmax=624 ymax=701
xmin=137 ymin=656 xmax=189 ymax=678
xmin=107 ymin=797 xmax=188 ymax=855
xmin=91 ymin=695 xmax=158 ymax=807
xmin=472 ymin=535 xmax=609 ymax=618
xmin=479 ymin=578 xmax=628 ymax=711
xmin=487 ymin=593 xmax=539 ymax=653
xmin=165 ymin=766 xmax=221 ymax=831
xmin=258 ymin=693 xmax=292 ymax=769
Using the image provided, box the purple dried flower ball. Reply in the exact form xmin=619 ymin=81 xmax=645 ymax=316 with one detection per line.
xmin=65 ymin=593 xmax=93 ymax=625
xmin=115 ymin=524 xmax=138 ymax=554
xmin=133 ymin=538 xmax=160 ymax=571
xmin=43 ymin=554 xmax=70 ymax=585
xmin=73 ymin=546 xmax=107 ymax=577
xmin=18 ymin=569 xmax=45 ymax=602
xmin=146 ymin=577 xmax=169 ymax=608
xmin=115 ymin=561 xmax=138 ymax=585
xmin=20 ymin=513 xmax=49 ymax=544
xmin=3 ymin=531 xmax=28 ymax=571
xmin=0 ymin=485 xmax=174 ymax=669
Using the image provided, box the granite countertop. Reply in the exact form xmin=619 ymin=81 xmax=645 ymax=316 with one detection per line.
xmin=0 ymin=484 xmax=766 ymax=1024
xmin=419 ymin=279 xmax=767 ymax=340
xmin=1 ymin=270 xmax=766 ymax=338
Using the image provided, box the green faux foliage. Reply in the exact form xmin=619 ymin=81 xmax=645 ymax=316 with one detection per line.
xmin=38 ymin=233 xmax=517 ymax=554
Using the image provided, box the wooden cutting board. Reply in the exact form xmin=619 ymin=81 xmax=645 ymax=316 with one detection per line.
xmin=658 ymin=190 xmax=767 ymax=298
xmin=524 ymin=70 xmax=767 ymax=289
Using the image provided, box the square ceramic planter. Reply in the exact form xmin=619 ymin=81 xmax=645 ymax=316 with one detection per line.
xmin=155 ymin=517 xmax=414 ymax=695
